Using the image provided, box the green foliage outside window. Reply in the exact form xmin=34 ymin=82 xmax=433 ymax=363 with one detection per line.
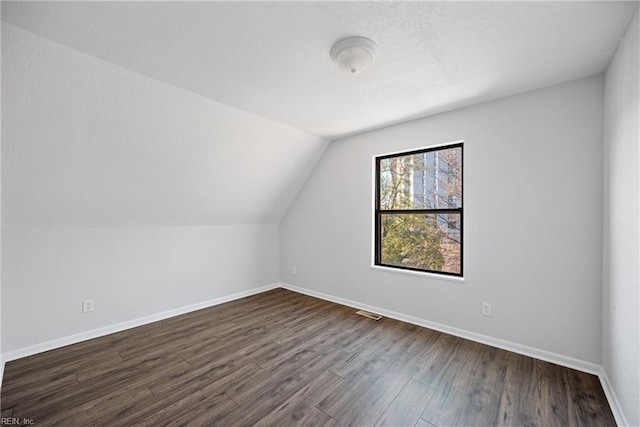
xmin=376 ymin=144 xmax=462 ymax=275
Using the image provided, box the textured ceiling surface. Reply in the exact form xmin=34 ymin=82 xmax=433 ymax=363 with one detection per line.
xmin=2 ymin=1 xmax=637 ymax=139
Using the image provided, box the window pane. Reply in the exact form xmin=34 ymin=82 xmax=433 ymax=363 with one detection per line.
xmin=379 ymin=147 xmax=462 ymax=210
xmin=380 ymin=213 xmax=461 ymax=274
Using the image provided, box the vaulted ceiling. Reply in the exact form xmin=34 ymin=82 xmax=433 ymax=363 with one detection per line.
xmin=3 ymin=1 xmax=637 ymax=139
xmin=1 ymin=1 xmax=637 ymax=227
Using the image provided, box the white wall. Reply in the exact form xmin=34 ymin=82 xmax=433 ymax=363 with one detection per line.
xmin=1 ymin=25 xmax=327 ymax=353
xmin=281 ymin=76 xmax=604 ymax=364
xmin=0 ymin=20 xmax=4 ymax=378
xmin=2 ymin=225 xmax=278 ymax=352
xmin=603 ymin=8 xmax=639 ymax=427
xmin=1 ymin=25 xmax=327 ymax=227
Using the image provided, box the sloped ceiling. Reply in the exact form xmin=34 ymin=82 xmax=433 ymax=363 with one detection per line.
xmin=1 ymin=2 xmax=637 ymax=227
xmin=2 ymin=1 xmax=637 ymax=139
xmin=2 ymin=25 xmax=328 ymax=226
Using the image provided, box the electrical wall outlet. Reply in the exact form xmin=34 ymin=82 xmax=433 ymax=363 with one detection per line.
xmin=481 ymin=302 xmax=492 ymax=316
xmin=83 ymin=299 xmax=95 ymax=313
xmin=292 ymin=266 xmax=297 ymax=275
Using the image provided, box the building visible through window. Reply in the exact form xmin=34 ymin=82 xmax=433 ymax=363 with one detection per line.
xmin=375 ymin=143 xmax=463 ymax=276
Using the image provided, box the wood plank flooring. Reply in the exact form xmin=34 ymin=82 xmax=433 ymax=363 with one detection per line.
xmin=1 ymin=288 xmax=616 ymax=426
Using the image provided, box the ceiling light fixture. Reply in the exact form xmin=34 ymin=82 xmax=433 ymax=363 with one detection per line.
xmin=330 ymin=37 xmax=377 ymax=74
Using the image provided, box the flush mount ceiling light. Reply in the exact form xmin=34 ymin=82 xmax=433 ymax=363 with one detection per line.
xmin=330 ymin=36 xmax=378 ymax=74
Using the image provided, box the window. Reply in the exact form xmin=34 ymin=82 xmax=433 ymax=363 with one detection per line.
xmin=374 ymin=143 xmax=463 ymax=276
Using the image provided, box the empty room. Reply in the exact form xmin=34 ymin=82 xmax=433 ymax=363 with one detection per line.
xmin=1 ymin=1 xmax=639 ymax=426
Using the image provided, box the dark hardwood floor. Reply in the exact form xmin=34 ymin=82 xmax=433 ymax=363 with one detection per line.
xmin=1 ymin=288 xmax=616 ymax=426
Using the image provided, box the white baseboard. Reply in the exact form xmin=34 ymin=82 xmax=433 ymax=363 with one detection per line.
xmin=280 ymin=283 xmax=631 ymax=425
xmin=279 ymin=283 xmax=602 ymax=374
xmin=0 ymin=357 xmax=4 ymax=392
xmin=597 ymin=367 xmax=630 ymax=427
xmin=280 ymin=283 xmax=602 ymax=375
xmin=1 ymin=282 xmax=630 ymax=425
xmin=2 ymin=283 xmax=280 ymax=363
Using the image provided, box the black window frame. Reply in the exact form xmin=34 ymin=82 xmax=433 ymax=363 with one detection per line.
xmin=374 ymin=142 xmax=464 ymax=277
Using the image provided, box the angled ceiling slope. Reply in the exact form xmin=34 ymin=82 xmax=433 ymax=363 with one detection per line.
xmin=2 ymin=1 xmax=637 ymax=139
xmin=2 ymin=24 xmax=329 ymax=227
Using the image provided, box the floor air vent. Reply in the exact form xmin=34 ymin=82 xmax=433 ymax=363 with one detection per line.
xmin=355 ymin=310 xmax=382 ymax=320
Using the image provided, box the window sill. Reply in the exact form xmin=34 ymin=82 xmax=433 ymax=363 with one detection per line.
xmin=370 ymin=265 xmax=465 ymax=283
